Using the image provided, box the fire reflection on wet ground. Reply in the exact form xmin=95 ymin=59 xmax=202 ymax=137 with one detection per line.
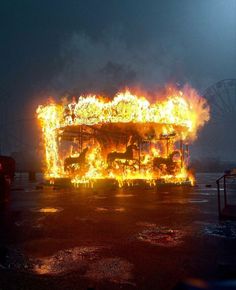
xmin=95 ymin=207 xmax=126 ymax=212
xmin=34 ymin=246 xmax=102 ymax=275
xmin=0 ymin=173 xmax=236 ymax=290
xmin=31 ymin=207 xmax=63 ymax=213
xmin=137 ymin=226 xmax=185 ymax=247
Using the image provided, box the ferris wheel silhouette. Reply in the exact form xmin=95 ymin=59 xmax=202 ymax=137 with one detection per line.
xmin=202 ymin=79 xmax=236 ymax=160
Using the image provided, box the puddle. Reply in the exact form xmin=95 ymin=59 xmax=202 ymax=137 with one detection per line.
xmin=138 ymin=226 xmax=184 ymax=246
xmin=92 ymin=195 xmax=108 ymax=200
xmin=95 ymin=207 xmax=125 ymax=213
xmin=34 ymin=246 xmax=101 ymax=275
xmin=188 ymin=199 xmax=208 ymax=203
xmin=96 ymin=207 xmax=108 ymax=212
xmin=31 ymin=207 xmax=63 ymax=213
xmin=203 ymin=222 xmax=236 ymax=239
xmin=115 ymin=194 xmax=134 ymax=198
xmin=33 ymin=247 xmax=133 ymax=284
xmin=85 ymin=257 xmax=134 ymax=285
xmin=114 ymin=207 xmax=125 ymax=212
xmin=0 ymin=243 xmax=133 ymax=288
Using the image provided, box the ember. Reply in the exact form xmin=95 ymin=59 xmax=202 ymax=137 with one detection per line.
xmin=37 ymin=85 xmax=210 ymax=187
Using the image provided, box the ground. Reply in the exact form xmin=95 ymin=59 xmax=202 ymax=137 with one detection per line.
xmin=0 ymin=173 xmax=236 ymax=290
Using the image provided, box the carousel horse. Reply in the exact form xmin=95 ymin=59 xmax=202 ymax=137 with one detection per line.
xmin=153 ymin=150 xmax=181 ymax=173
xmin=107 ymin=144 xmax=138 ymax=168
xmin=64 ymin=147 xmax=88 ymax=171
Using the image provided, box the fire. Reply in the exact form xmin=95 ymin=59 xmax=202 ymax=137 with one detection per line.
xmin=37 ymin=85 xmax=210 ymax=187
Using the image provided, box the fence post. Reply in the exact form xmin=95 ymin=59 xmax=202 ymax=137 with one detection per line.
xmin=217 ymin=179 xmax=221 ymax=218
xmin=223 ymin=175 xmax=227 ymax=207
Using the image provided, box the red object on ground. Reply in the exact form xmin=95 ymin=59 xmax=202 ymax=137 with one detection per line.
xmin=0 ymin=156 xmax=15 ymax=201
xmin=0 ymin=156 xmax=15 ymax=182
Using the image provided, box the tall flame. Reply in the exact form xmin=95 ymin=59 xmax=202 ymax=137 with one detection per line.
xmin=37 ymin=85 xmax=210 ymax=187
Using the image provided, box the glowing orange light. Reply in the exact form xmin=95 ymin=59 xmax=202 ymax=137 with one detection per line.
xmin=37 ymin=86 xmax=210 ymax=187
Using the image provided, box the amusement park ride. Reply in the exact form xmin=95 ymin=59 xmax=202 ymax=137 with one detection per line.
xmin=60 ymin=123 xmax=190 ymax=186
xmin=37 ymin=87 xmax=210 ymax=187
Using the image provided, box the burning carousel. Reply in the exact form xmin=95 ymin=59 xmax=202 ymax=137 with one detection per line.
xmin=37 ymin=86 xmax=210 ymax=187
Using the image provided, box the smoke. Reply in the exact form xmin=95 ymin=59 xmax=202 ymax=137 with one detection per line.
xmin=51 ymin=30 xmax=187 ymax=96
xmin=48 ymin=29 xmax=235 ymax=161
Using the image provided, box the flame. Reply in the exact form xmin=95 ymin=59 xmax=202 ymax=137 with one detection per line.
xmin=37 ymin=85 xmax=210 ymax=187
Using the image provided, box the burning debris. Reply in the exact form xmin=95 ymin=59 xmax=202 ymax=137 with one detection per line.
xmin=37 ymin=86 xmax=210 ymax=187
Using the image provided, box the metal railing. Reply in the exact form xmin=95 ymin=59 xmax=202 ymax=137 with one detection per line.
xmin=216 ymin=173 xmax=236 ymax=218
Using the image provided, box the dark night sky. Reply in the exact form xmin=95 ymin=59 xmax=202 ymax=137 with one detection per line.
xmin=0 ymin=0 xmax=236 ymax=159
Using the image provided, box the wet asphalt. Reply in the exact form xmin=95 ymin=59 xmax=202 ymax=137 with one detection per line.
xmin=0 ymin=173 xmax=236 ymax=290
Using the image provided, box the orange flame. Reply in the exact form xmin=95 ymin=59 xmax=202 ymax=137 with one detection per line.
xmin=37 ymin=85 xmax=210 ymax=187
